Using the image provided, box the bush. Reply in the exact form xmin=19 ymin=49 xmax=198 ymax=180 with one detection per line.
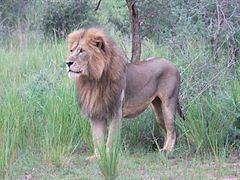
xmin=0 ymin=0 xmax=29 ymax=28
xmin=41 ymin=0 xmax=92 ymax=38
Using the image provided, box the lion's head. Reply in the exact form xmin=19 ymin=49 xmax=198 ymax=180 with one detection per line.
xmin=66 ymin=27 xmax=125 ymax=81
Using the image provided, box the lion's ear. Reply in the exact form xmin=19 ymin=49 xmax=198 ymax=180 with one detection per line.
xmin=94 ymin=37 xmax=105 ymax=52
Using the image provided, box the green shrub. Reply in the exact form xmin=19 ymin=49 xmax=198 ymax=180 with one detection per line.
xmin=41 ymin=0 xmax=92 ymax=38
xmin=0 ymin=0 xmax=29 ymax=27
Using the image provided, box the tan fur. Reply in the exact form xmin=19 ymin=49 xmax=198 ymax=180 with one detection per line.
xmin=66 ymin=27 xmax=183 ymax=160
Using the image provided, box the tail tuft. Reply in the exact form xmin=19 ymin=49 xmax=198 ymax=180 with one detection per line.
xmin=177 ymin=99 xmax=185 ymax=120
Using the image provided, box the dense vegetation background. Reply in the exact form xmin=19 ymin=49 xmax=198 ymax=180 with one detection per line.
xmin=0 ymin=0 xmax=239 ymax=178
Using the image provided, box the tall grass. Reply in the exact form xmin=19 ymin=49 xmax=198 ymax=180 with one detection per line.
xmin=97 ymin=134 xmax=121 ymax=180
xmin=0 ymin=41 xmax=92 ymax=176
xmin=43 ymin=85 xmax=82 ymax=166
xmin=177 ymin=94 xmax=232 ymax=156
xmin=0 ymin=89 xmax=28 ymax=173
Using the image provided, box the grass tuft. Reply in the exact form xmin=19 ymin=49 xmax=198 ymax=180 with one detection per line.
xmin=178 ymin=94 xmax=233 ymax=157
xmin=97 ymin=134 xmax=121 ymax=180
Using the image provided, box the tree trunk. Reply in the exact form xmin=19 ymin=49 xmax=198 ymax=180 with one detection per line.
xmin=126 ymin=0 xmax=141 ymax=62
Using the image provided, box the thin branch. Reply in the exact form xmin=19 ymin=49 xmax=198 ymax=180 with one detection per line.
xmin=95 ymin=0 xmax=102 ymax=11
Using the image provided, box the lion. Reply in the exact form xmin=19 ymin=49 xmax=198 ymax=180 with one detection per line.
xmin=65 ymin=27 xmax=184 ymax=161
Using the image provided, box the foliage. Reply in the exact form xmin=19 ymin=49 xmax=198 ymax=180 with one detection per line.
xmin=178 ymin=94 xmax=232 ymax=155
xmin=138 ymin=0 xmax=240 ymax=64
xmin=0 ymin=0 xmax=29 ymax=27
xmin=94 ymin=0 xmax=130 ymax=34
xmin=41 ymin=0 xmax=92 ymax=38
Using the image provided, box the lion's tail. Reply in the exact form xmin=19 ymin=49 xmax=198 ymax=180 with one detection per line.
xmin=177 ymin=99 xmax=185 ymax=120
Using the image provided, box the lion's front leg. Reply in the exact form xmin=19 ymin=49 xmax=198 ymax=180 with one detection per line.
xmin=106 ymin=115 xmax=122 ymax=148
xmin=87 ymin=119 xmax=107 ymax=161
xmin=106 ymin=91 xmax=124 ymax=148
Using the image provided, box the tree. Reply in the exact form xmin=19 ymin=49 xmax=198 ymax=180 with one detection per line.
xmin=95 ymin=0 xmax=141 ymax=62
xmin=126 ymin=0 xmax=141 ymax=62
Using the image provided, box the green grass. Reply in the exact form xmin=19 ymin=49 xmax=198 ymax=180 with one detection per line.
xmin=43 ymin=85 xmax=83 ymax=166
xmin=6 ymin=150 xmax=240 ymax=179
xmin=177 ymin=94 xmax=232 ymax=156
xmin=0 ymin=37 xmax=239 ymax=178
xmin=97 ymin=135 xmax=121 ymax=180
xmin=0 ymin=41 xmax=93 ymax=176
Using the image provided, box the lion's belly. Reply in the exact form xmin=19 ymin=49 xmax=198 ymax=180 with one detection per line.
xmin=123 ymin=83 xmax=158 ymax=118
xmin=122 ymin=98 xmax=154 ymax=118
xmin=122 ymin=88 xmax=157 ymax=118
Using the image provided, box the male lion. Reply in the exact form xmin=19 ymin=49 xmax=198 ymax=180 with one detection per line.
xmin=65 ymin=27 xmax=184 ymax=161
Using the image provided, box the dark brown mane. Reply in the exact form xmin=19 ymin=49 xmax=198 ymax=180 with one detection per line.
xmin=75 ymin=28 xmax=126 ymax=120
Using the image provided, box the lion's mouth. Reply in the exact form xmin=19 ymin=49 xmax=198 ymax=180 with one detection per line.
xmin=69 ymin=69 xmax=82 ymax=74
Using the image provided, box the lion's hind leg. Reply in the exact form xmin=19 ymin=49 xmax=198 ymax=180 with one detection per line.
xmin=152 ymin=96 xmax=176 ymax=151
xmin=151 ymin=97 xmax=166 ymax=131
xmin=160 ymin=97 xmax=177 ymax=151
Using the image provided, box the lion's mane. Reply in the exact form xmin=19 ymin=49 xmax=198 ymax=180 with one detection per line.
xmin=68 ymin=28 xmax=126 ymax=120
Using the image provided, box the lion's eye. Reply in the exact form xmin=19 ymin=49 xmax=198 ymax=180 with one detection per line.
xmin=77 ymin=49 xmax=84 ymax=54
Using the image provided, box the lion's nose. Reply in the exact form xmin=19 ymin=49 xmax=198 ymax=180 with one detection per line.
xmin=66 ymin=61 xmax=74 ymax=68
